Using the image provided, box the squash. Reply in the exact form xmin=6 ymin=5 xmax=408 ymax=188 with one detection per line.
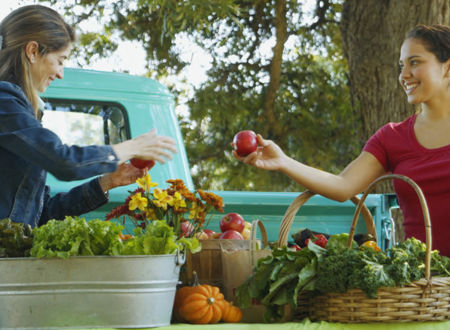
xmin=173 ymin=271 xmax=201 ymax=321
xmin=173 ymin=286 xmax=197 ymax=321
xmin=221 ymin=301 xmax=242 ymax=323
xmin=178 ymin=284 xmax=225 ymax=324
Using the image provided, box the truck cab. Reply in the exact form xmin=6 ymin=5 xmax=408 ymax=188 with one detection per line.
xmin=42 ymin=68 xmax=396 ymax=249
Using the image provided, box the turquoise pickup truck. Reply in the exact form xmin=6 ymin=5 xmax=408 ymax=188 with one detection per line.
xmin=41 ymin=68 xmax=397 ymax=249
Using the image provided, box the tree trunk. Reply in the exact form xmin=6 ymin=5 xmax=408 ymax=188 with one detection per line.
xmin=263 ymin=0 xmax=287 ymax=143
xmin=340 ymin=0 xmax=450 ymax=241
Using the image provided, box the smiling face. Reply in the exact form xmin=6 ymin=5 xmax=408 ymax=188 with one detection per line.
xmin=29 ymin=44 xmax=72 ymax=93
xmin=398 ymin=38 xmax=449 ymax=105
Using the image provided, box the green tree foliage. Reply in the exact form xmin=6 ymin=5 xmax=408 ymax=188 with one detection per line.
xmin=40 ymin=0 xmax=360 ymax=191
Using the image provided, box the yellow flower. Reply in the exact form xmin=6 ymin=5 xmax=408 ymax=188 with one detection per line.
xmin=188 ymin=200 xmax=205 ymax=219
xmin=153 ymin=189 xmax=174 ymax=210
xmin=172 ymin=191 xmax=187 ymax=211
xmin=188 ymin=201 xmax=197 ymax=219
xmin=137 ymin=173 xmax=158 ymax=192
xmin=128 ymin=193 xmax=148 ymax=211
xmin=145 ymin=208 xmax=157 ymax=220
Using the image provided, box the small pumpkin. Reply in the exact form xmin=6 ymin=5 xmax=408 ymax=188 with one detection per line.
xmin=178 ymin=285 xmax=225 ymax=324
xmin=173 ymin=271 xmax=201 ymax=321
xmin=173 ymin=286 xmax=197 ymax=321
xmin=221 ymin=301 xmax=242 ymax=323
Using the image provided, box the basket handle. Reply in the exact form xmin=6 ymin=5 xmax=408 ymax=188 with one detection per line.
xmin=250 ymin=219 xmax=269 ymax=267
xmin=349 ymin=174 xmax=432 ymax=279
xmin=277 ymin=191 xmax=377 ymax=248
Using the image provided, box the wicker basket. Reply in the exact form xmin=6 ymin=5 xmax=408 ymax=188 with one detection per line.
xmin=277 ymin=188 xmax=376 ymax=321
xmin=284 ymin=174 xmax=450 ymax=323
xmin=277 ymin=190 xmax=377 ymax=247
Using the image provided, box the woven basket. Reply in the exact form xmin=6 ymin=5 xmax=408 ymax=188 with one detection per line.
xmin=290 ymin=174 xmax=450 ymax=323
xmin=277 ymin=188 xmax=376 ymax=321
xmin=277 ymin=191 xmax=377 ymax=247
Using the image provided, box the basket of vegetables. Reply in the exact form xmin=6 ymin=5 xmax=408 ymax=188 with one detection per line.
xmin=235 ymin=189 xmax=375 ymax=322
xmin=235 ymin=174 xmax=450 ymax=323
xmin=305 ymin=174 xmax=450 ymax=323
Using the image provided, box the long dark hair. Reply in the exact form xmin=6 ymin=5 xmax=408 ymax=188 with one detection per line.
xmin=0 ymin=5 xmax=75 ymax=115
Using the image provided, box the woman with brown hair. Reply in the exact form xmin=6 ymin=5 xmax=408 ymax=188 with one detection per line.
xmin=0 ymin=5 xmax=177 ymax=227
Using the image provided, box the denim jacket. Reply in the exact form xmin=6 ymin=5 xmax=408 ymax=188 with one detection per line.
xmin=0 ymin=81 xmax=119 ymax=227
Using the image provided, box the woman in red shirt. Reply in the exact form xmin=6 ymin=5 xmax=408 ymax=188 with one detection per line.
xmin=234 ymin=25 xmax=450 ymax=257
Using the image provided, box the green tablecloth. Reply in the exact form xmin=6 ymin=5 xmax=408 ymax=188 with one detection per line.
xmin=73 ymin=319 xmax=450 ymax=330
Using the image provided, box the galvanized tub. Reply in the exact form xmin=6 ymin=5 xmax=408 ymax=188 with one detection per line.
xmin=0 ymin=254 xmax=184 ymax=329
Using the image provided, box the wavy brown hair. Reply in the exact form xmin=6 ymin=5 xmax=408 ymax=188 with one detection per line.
xmin=0 ymin=5 xmax=74 ymax=116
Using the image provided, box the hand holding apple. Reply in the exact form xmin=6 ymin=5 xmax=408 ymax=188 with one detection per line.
xmin=232 ymin=130 xmax=258 ymax=157
xmin=233 ymin=134 xmax=289 ymax=172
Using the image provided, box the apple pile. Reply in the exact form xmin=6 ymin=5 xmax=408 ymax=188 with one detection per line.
xmin=195 ymin=213 xmax=251 ymax=240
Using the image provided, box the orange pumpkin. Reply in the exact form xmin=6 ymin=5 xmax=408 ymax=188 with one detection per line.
xmin=173 ymin=271 xmax=201 ymax=321
xmin=178 ymin=285 xmax=225 ymax=324
xmin=221 ymin=301 xmax=242 ymax=323
xmin=173 ymin=285 xmax=197 ymax=321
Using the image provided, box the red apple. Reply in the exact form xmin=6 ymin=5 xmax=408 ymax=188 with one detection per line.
xmin=220 ymin=212 xmax=245 ymax=233
xmin=203 ymin=229 xmax=216 ymax=238
xmin=232 ymin=130 xmax=258 ymax=157
xmin=130 ymin=158 xmax=156 ymax=169
xmin=219 ymin=230 xmax=244 ymax=240
xmin=180 ymin=221 xmax=194 ymax=237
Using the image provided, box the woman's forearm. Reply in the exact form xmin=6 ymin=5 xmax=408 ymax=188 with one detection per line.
xmin=279 ymin=152 xmax=385 ymax=202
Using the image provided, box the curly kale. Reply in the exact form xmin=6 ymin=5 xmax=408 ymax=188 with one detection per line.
xmin=348 ymin=259 xmax=394 ymax=298
xmin=431 ymin=250 xmax=450 ymax=276
xmin=316 ymin=246 xmax=394 ymax=298
xmin=315 ymin=248 xmax=362 ymax=293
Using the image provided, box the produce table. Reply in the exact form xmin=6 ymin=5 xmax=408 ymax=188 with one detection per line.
xmin=72 ymin=319 xmax=450 ymax=330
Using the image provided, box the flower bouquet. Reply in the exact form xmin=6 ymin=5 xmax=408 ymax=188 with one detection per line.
xmin=106 ymin=174 xmax=224 ymax=240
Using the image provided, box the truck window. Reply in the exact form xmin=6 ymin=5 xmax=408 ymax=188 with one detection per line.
xmin=41 ymin=100 xmax=129 ymax=146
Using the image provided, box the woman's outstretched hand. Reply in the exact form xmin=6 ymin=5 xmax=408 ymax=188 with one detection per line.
xmin=113 ymin=128 xmax=178 ymax=165
xmin=233 ymin=134 xmax=287 ymax=171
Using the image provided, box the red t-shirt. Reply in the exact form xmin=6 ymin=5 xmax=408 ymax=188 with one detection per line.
xmin=363 ymin=114 xmax=450 ymax=257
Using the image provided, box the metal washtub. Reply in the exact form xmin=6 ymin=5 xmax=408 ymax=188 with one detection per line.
xmin=0 ymin=254 xmax=184 ymax=329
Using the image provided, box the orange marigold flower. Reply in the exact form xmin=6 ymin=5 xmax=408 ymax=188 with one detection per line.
xmin=198 ymin=190 xmax=224 ymax=212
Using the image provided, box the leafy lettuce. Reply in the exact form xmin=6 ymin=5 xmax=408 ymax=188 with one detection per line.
xmin=30 ymin=216 xmax=124 ymax=258
xmin=122 ymin=220 xmax=200 ymax=255
xmin=30 ymin=217 xmax=200 ymax=259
